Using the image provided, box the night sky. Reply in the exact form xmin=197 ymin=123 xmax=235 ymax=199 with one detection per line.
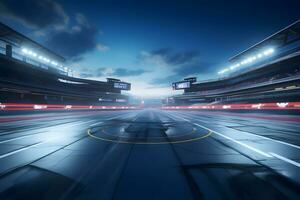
xmin=0 ymin=0 xmax=299 ymax=98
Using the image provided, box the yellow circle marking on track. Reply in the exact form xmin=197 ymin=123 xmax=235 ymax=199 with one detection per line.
xmin=87 ymin=128 xmax=212 ymax=145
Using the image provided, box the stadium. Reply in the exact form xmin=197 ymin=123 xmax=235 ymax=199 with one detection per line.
xmin=164 ymin=20 xmax=300 ymax=110
xmin=0 ymin=22 xmax=132 ymax=111
xmin=1 ymin=3 xmax=300 ymax=200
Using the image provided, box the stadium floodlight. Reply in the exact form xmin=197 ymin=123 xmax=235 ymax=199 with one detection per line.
xmin=51 ymin=61 xmax=58 ymax=66
xmin=218 ymin=68 xmax=229 ymax=74
xmin=263 ymin=50 xmax=269 ymax=55
xmin=21 ymin=48 xmax=28 ymax=53
xmin=218 ymin=47 xmax=275 ymax=75
xmin=43 ymin=57 xmax=50 ymax=63
xmin=230 ymin=63 xmax=240 ymax=70
xmin=263 ymin=48 xmax=274 ymax=56
xmin=21 ymin=46 xmax=62 ymax=69
xmin=269 ymin=48 xmax=274 ymax=53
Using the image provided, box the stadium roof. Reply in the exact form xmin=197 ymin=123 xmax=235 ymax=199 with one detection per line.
xmin=0 ymin=22 xmax=65 ymax=62
xmin=229 ymin=20 xmax=300 ymax=63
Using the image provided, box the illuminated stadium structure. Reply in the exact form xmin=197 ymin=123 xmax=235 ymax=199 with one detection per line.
xmin=0 ymin=22 xmax=131 ymax=109
xmin=166 ymin=20 xmax=300 ymax=108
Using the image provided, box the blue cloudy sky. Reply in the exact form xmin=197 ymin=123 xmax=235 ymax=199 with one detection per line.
xmin=0 ymin=0 xmax=299 ymax=98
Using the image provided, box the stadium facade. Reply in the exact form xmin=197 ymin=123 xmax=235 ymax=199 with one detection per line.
xmin=165 ymin=20 xmax=300 ymax=109
xmin=0 ymin=22 xmax=131 ymax=109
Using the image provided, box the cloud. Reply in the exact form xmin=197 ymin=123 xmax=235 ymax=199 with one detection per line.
xmin=139 ymin=48 xmax=217 ymax=85
xmin=33 ymin=30 xmax=47 ymax=37
xmin=150 ymin=75 xmax=181 ymax=86
xmin=0 ymin=2 xmax=101 ymax=61
xmin=112 ymin=68 xmax=149 ymax=77
xmin=46 ymin=26 xmax=98 ymax=60
xmin=75 ymin=13 xmax=89 ymax=27
xmin=78 ymin=67 xmax=149 ymax=78
xmin=140 ymin=48 xmax=199 ymax=66
xmin=96 ymin=44 xmax=110 ymax=52
xmin=78 ymin=72 xmax=95 ymax=78
xmin=175 ymin=62 xmax=216 ymax=76
xmin=149 ymin=48 xmax=199 ymax=65
xmin=45 ymin=13 xmax=99 ymax=60
xmin=150 ymin=62 xmax=216 ymax=86
xmin=0 ymin=0 xmax=68 ymax=29
xmin=80 ymin=67 xmax=112 ymax=78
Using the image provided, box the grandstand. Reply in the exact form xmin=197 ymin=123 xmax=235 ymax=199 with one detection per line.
xmin=0 ymin=22 xmax=131 ymax=106
xmin=166 ymin=20 xmax=300 ymax=106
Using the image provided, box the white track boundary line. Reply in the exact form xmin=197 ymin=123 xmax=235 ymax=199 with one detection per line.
xmin=166 ymin=112 xmax=272 ymax=158
xmin=0 ymin=142 xmax=43 ymax=159
xmin=177 ymin=111 xmax=300 ymax=150
xmin=193 ymin=123 xmax=273 ymax=158
xmin=269 ymin=152 xmax=300 ymax=167
xmin=0 ymin=134 xmax=34 ymax=144
xmin=0 ymin=114 xmax=126 ymax=145
xmin=0 ymin=120 xmax=96 ymax=144
xmin=170 ymin=111 xmax=300 ymax=168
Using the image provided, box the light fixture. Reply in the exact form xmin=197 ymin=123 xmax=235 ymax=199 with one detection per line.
xmin=21 ymin=46 xmax=61 ymax=68
xmin=21 ymin=48 xmax=28 ymax=53
xmin=218 ymin=47 xmax=275 ymax=75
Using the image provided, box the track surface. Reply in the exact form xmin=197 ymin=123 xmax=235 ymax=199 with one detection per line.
xmin=0 ymin=109 xmax=300 ymax=199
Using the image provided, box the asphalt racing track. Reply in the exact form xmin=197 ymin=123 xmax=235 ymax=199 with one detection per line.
xmin=0 ymin=109 xmax=300 ymax=199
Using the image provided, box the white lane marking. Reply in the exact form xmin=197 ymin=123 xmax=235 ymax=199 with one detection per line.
xmin=269 ymin=152 xmax=300 ymax=168
xmin=172 ymin=111 xmax=300 ymax=168
xmin=238 ymin=130 xmax=300 ymax=150
xmin=0 ymin=120 xmax=95 ymax=135
xmin=0 ymin=142 xmax=43 ymax=159
xmin=0 ymin=126 xmax=43 ymax=135
xmin=0 ymin=115 xmax=127 ymax=144
xmin=178 ymin=112 xmax=300 ymax=150
xmin=167 ymin=112 xmax=272 ymax=158
xmin=193 ymin=123 xmax=273 ymax=158
xmin=0 ymin=120 xmax=96 ymax=143
xmin=0 ymin=134 xmax=34 ymax=144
